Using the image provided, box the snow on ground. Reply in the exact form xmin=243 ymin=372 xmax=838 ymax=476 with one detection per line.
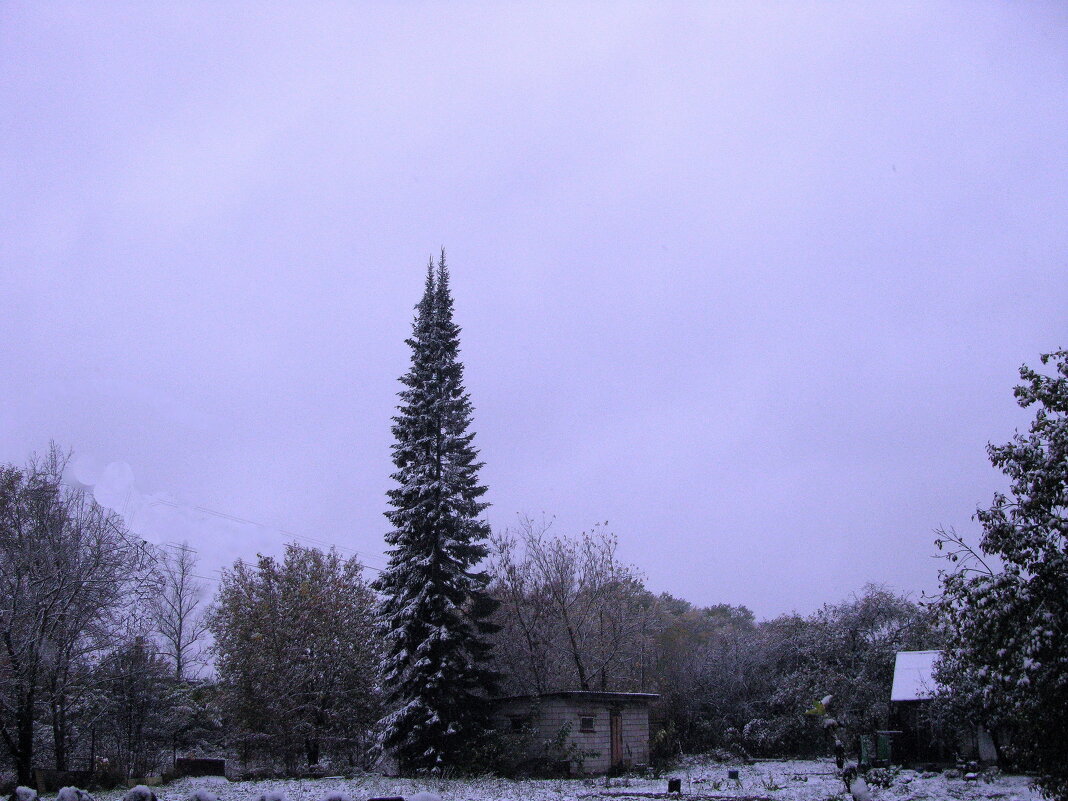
xmin=73 ymin=760 xmax=1042 ymax=801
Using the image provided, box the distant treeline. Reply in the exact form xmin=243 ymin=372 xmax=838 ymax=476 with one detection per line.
xmin=0 ymin=445 xmax=940 ymax=788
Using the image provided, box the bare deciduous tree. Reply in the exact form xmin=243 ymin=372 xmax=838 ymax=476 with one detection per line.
xmin=489 ymin=515 xmax=655 ymax=694
xmin=149 ymin=543 xmax=209 ymax=681
xmin=0 ymin=445 xmax=154 ymax=783
xmin=488 ymin=520 xmax=554 ymax=694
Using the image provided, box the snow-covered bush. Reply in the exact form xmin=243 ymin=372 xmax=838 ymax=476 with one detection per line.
xmin=982 ymin=767 xmax=1002 ymax=784
xmin=865 ymin=767 xmax=899 ymax=788
xmin=190 ymin=791 xmax=218 ymax=801
xmin=12 ymin=787 xmax=37 ymax=801
xmin=122 ymin=785 xmax=157 ymax=801
xmin=705 ymin=745 xmax=750 ymax=764
xmin=56 ymin=787 xmax=93 ymax=801
xmin=741 ymin=718 xmax=792 ymax=756
xmin=257 ymin=792 xmax=288 ymax=801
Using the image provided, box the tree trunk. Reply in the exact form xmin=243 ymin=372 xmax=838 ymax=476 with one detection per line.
xmin=52 ymin=698 xmax=68 ymax=770
xmin=16 ymin=690 xmax=35 ymax=786
xmin=564 ymin=621 xmax=590 ymax=690
xmin=988 ymin=724 xmax=1009 ymax=769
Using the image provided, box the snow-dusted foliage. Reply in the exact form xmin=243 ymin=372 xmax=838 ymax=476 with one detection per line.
xmin=12 ymin=787 xmax=37 ymax=801
xmin=257 ymin=792 xmax=287 ymax=801
xmin=56 ymin=787 xmax=93 ymax=801
xmin=121 ymin=786 xmax=156 ymax=801
xmin=95 ymin=638 xmax=181 ymax=778
xmin=937 ymin=350 xmax=1068 ymax=800
xmin=373 ymin=252 xmax=499 ymax=771
xmin=210 ymin=544 xmax=379 ymax=771
xmin=189 ymin=791 xmax=219 ymax=801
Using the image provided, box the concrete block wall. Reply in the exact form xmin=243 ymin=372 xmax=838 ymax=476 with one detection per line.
xmin=620 ymin=705 xmax=649 ymax=765
xmin=495 ymin=695 xmax=651 ymax=774
xmin=555 ymin=697 xmax=611 ymax=773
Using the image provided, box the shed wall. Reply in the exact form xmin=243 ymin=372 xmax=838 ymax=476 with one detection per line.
xmin=495 ymin=696 xmax=650 ymax=774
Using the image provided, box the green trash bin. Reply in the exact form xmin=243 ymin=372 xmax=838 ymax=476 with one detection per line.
xmin=859 ymin=735 xmax=874 ymax=766
xmin=877 ymin=733 xmax=891 ymax=764
xmin=875 ymin=730 xmax=901 ymax=766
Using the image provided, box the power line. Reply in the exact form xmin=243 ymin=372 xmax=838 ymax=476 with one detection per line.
xmin=162 ymin=542 xmax=196 ymax=552
xmin=147 ymin=497 xmax=386 ymax=574
xmin=61 ymin=480 xmax=389 ymax=576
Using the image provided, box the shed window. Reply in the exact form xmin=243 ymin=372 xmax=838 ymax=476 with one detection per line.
xmin=579 ymin=715 xmax=595 ymax=733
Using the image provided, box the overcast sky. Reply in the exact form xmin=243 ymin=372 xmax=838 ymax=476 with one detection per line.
xmin=2 ymin=3 xmax=1066 ymax=618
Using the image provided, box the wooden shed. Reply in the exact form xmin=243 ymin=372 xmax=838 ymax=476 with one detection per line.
xmin=493 ymin=691 xmax=658 ymax=774
xmin=889 ymin=649 xmax=952 ymax=764
xmin=889 ymin=649 xmax=997 ymax=765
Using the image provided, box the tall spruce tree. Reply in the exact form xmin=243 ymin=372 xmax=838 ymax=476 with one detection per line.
xmin=374 ymin=251 xmax=498 ymax=772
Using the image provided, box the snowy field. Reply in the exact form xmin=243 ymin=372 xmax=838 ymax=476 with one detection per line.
xmin=81 ymin=760 xmax=1042 ymax=801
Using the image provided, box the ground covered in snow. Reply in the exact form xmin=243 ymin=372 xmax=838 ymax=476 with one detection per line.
xmin=82 ymin=760 xmax=1043 ymax=801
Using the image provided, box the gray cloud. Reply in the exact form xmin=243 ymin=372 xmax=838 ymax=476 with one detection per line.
xmin=2 ymin=2 xmax=1066 ymax=616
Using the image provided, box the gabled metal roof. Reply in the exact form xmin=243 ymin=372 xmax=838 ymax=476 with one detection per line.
xmin=890 ymin=649 xmax=942 ymax=701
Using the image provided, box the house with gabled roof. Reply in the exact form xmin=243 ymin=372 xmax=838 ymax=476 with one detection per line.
xmin=889 ymin=650 xmax=997 ymax=765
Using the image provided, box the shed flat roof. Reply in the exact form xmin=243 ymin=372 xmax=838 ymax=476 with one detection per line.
xmin=890 ymin=650 xmax=943 ymax=701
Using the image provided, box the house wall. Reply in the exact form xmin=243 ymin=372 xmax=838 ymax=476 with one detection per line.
xmin=495 ymin=696 xmax=650 ymax=774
